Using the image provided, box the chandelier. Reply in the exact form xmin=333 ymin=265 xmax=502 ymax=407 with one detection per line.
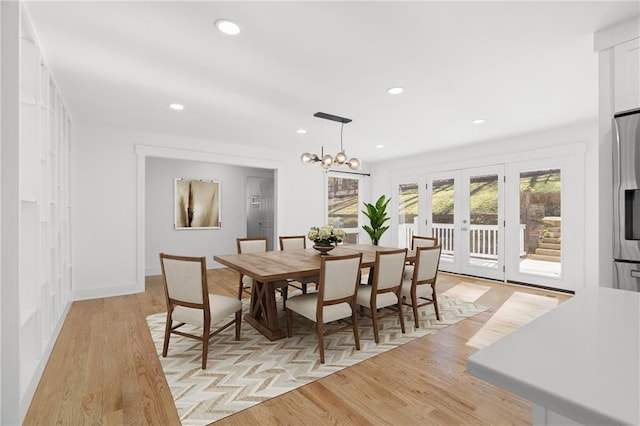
xmin=300 ymin=112 xmax=361 ymax=170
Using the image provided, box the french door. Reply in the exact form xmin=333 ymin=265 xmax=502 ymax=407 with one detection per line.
xmin=427 ymin=165 xmax=505 ymax=281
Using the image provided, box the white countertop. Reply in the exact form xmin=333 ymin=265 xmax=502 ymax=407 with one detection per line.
xmin=467 ymin=287 xmax=639 ymax=425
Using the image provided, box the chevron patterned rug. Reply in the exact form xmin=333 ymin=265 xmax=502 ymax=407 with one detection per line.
xmin=146 ymin=292 xmax=487 ymax=425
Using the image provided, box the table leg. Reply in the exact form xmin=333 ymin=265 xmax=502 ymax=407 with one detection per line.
xmin=244 ymin=280 xmax=285 ymax=341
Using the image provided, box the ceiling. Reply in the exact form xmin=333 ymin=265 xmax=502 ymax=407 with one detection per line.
xmin=24 ymin=1 xmax=639 ymax=164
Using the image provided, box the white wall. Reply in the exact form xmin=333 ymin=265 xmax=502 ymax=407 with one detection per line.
xmin=72 ymin=123 xmax=337 ymax=300
xmin=371 ymin=120 xmax=600 ymax=289
xmin=145 ymin=157 xmax=273 ymax=275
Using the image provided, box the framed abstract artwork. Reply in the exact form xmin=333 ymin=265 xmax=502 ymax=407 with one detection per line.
xmin=174 ymin=178 xmax=221 ymax=229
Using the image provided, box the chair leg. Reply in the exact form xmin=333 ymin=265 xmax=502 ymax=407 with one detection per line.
xmin=281 ymin=287 xmax=288 ymax=310
xmin=398 ymin=299 xmax=406 ymax=334
xmin=432 ymin=286 xmax=440 ymax=320
xmin=162 ymin=314 xmax=172 ymax=357
xmin=235 ymin=311 xmax=242 ymax=340
xmin=371 ymin=310 xmax=380 ymax=344
xmin=237 ymin=276 xmax=244 ymax=300
xmin=202 ymin=321 xmax=210 ymax=370
xmin=351 ymin=305 xmax=361 ymax=351
xmin=412 ymin=293 xmax=420 ymax=328
xmin=317 ymin=322 xmax=325 ymax=364
xmin=301 ymin=282 xmax=308 ymax=294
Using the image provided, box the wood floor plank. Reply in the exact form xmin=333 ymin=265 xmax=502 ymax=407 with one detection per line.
xmin=24 ymin=268 xmax=570 ymax=425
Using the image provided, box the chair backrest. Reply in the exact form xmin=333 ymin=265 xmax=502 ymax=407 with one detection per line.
xmin=318 ymin=253 xmax=362 ymax=302
xmin=159 ymin=253 xmax=208 ymax=306
xmin=413 ymin=245 xmax=442 ymax=283
xmin=412 ymin=235 xmax=438 ymax=249
xmin=373 ymin=249 xmax=407 ymax=291
xmin=279 ymin=235 xmax=306 ymax=250
xmin=237 ymin=238 xmax=267 ymax=254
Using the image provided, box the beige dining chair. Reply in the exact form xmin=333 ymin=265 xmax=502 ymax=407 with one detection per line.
xmin=406 ymin=235 xmax=439 ymax=271
xmin=159 ymin=253 xmax=242 ymax=370
xmin=236 ymin=237 xmax=290 ymax=308
xmin=412 ymin=235 xmax=438 ymax=249
xmin=401 ymin=245 xmax=442 ymax=327
xmin=286 ymin=252 xmax=363 ymax=364
xmin=356 ymin=248 xmax=407 ymax=343
xmin=279 ymin=235 xmax=318 ymax=294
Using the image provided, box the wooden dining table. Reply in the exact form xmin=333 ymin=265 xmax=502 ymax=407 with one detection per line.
xmin=214 ymin=244 xmax=415 ymax=341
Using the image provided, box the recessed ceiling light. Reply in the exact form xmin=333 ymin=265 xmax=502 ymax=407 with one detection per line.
xmin=387 ymin=87 xmax=404 ymax=95
xmin=472 ymin=119 xmax=486 ymax=124
xmin=296 ymin=129 xmax=307 ymax=134
xmin=169 ymin=103 xmax=184 ymax=111
xmin=215 ymin=19 xmax=241 ymax=35
xmin=376 ymin=144 xmax=385 ymax=148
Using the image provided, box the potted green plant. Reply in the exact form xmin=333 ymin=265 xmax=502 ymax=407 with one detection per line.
xmin=362 ymin=195 xmax=391 ymax=245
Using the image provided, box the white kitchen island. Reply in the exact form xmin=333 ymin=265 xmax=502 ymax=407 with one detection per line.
xmin=467 ymin=287 xmax=639 ymax=426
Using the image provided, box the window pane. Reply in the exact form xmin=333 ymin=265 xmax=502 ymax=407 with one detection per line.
xmin=468 ymin=174 xmax=499 ymax=269
xmin=398 ymin=183 xmax=418 ymax=248
xmin=327 ymin=176 xmax=359 ymax=229
xmin=519 ymin=169 xmax=561 ymax=277
xmin=432 ymin=178 xmax=455 ymax=262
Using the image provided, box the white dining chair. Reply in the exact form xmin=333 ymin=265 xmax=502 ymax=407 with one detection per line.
xmin=356 ymin=248 xmax=407 ymax=343
xmin=286 ymin=252 xmax=363 ymax=364
xmin=159 ymin=253 xmax=242 ymax=369
xmin=402 ymin=245 xmax=442 ymax=327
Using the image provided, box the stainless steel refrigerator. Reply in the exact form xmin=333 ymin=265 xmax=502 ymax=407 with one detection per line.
xmin=613 ymin=108 xmax=640 ymax=291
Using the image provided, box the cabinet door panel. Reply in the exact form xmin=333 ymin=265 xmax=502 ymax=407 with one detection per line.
xmin=615 ymin=38 xmax=640 ymax=112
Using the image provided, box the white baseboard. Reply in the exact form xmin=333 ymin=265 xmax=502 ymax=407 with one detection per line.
xmin=72 ymin=282 xmax=144 ymax=301
xmin=146 ymin=266 xmax=161 ymax=276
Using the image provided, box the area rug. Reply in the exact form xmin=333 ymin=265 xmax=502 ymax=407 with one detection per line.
xmin=467 ymin=291 xmax=560 ymax=349
xmin=146 ymin=290 xmax=488 ymax=425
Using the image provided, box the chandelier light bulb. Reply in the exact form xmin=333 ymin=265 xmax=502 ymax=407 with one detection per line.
xmin=335 ymin=151 xmax=347 ymax=164
xmin=348 ymin=157 xmax=361 ymax=170
xmin=322 ymin=154 xmax=334 ymax=167
xmin=300 ymin=152 xmax=313 ymax=163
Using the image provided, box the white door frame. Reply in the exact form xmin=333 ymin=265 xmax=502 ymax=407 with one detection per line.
xmin=427 ymin=166 xmax=505 ymax=281
xmin=460 ymin=165 xmax=505 ymax=280
xmin=391 ymin=174 xmax=425 ymax=249
xmin=426 ymin=170 xmax=462 ymax=274
xmin=505 ymin=154 xmax=583 ymax=291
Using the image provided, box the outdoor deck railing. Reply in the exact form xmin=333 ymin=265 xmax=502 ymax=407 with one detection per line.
xmin=398 ymin=221 xmax=526 ymax=258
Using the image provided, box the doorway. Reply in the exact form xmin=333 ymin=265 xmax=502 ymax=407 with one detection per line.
xmin=246 ymin=176 xmax=275 ymax=250
xmin=427 ymin=165 xmax=505 ymax=281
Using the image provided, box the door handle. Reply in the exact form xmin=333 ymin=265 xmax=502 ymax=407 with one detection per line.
xmin=631 ymin=270 xmax=640 ymax=279
xmin=461 ymin=227 xmax=468 ymax=231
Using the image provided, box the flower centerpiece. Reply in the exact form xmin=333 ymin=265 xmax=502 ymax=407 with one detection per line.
xmin=308 ymin=225 xmax=345 ymax=255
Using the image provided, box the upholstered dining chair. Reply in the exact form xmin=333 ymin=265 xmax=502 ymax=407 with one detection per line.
xmin=401 ymin=245 xmax=442 ymax=327
xmin=279 ymin=235 xmax=318 ymax=294
xmin=412 ymin=235 xmax=438 ymax=249
xmin=159 ymin=253 xmax=242 ymax=370
xmin=356 ymin=248 xmax=407 ymax=343
xmin=286 ymin=252 xmax=363 ymax=364
xmin=406 ymin=235 xmax=439 ymax=271
xmin=236 ymin=237 xmax=289 ymax=308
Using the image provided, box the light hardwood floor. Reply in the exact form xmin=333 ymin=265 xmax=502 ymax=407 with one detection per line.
xmin=24 ymin=269 xmax=571 ymax=425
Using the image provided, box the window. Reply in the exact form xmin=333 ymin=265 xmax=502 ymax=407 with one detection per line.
xmin=518 ymin=168 xmax=561 ymax=277
xmin=327 ymin=175 xmax=359 ymax=233
xmin=398 ymin=183 xmax=418 ymax=248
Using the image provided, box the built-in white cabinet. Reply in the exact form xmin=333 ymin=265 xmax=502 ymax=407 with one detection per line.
xmin=17 ymin=11 xmax=72 ymax=413
xmin=614 ymin=38 xmax=640 ymax=112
